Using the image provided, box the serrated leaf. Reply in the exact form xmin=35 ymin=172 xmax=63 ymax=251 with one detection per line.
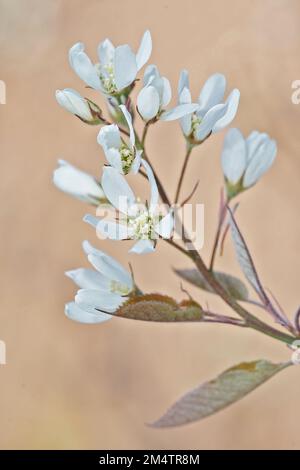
xmin=151 ymin=360 xmax=290 ymax=428
xmin=174 ymin=268 xmax=249 ymax=301
xmin=116 ymin=294 xmax=204 ymax=322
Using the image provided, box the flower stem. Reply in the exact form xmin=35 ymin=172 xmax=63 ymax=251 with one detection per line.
xmin=137 ymin=124 xmax=172 ymax=207
xmin=203 ymin=311 xmax=247 ymax=327
xmin=174 ymin=144 xmax=193 ymax=204
xmin=141 ymin=121 xmax=151 ymax=146
xmin=209 ymin=190 xmax=227 ymax=271
xmin=164 ymin=238 xmax=192 ymax=258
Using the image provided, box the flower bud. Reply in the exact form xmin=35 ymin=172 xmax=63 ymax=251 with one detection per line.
xmin=55 ymin=88 xmax=102 ymax=125
xmin=137 ymin=66 xmax=199 ymax=123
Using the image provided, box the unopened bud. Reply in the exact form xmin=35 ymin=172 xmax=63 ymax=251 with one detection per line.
xmin=56 ymin=88 xmax=102 ymax=125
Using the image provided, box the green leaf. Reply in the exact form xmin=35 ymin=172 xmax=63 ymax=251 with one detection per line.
xmin=174 ymin=268 xmax=249 ymax=301
xmin=151 ymin=360 xmax=290 ymax=428
xmin=116 ymin=294 xmax=204 ymax=322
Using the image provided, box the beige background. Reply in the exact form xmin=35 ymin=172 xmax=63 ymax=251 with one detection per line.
xmin=1 ymin=0 xmax=300 ymax=450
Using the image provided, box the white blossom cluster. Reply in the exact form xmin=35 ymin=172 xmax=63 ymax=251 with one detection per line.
xmin=54 ymin=30 xmax=277 ymax=324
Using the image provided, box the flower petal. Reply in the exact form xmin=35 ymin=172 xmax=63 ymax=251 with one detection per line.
xmin=65 ymin=268 xmax=110 ymax=290
xmin=96 ymin=219 xmax=132 ymax=240
xmin=69 ymin=43 xmax=101 ymax=90
xmin=83 ymin=214 xmax=100 ymax=229
xmin=75 ymin=289 xmax=124 ymax=313
xmin=136 ymin=30 xmax=152 ymax=71
xmin=161 ymin=77 xmax=172 ymax=107
xmin=212 ymin=89 xmax=240 ymax=133
xmin=243 ymin=139 xmax=277 ymax=188
xmin=142 ymin=67 xmax=169 ymax=109
xmin=102 ymin=166 xmax=136 ymax=213
xmin=114 ymin=45 xmax=137 ymax=91
xmin=137 ymin=86 xmax=160 ymax=121
xmin=178 ymin=69 xmax=190 ymax=97
xmin=53 ymin=160 xmax=104 ymax=204
xmin=97 ymin=38 xmax=115 ymax=65
xmin=119 ymin=105 xmax=135 ymax=148
xmin=155 ymin=212 xmax=174 ymax=238
xmin=82 ymin=240 xmax=100 ymax=256
xmin=104 ymin=148 xmax=123 ymax=174
xmin=221 ymin=128 xmax=247 ymax=184
xmin=88 ymin=254 xmax=133 ymax=291
xmin=160 ymin=103 xmax=199 ymax=121
xmin=198 ymin=73 xmax=226 ymax=114
xmin=131 ymin=150 xmax=142 ymax=174
xmin=69 ymin=42 xmax=84 ymax=68
xmin=55 ymin=88 xmax=93 ymax=121
xmin=178 ymin=86 xmax=193 ymax=135
xmin=246 ymin=131 xmax=269 ymax=163
xmin=82 ymin=240 xmax=133 ymax=291
xmin=194 ymin=104 xmax=226 ymax=141
xmin=65 ymin=302 xmax=112 ymax=324
xmin=97 ymin=125 xmax=123 ymax=173
xmin=129 ymin=239 xmax=155 ymax=254
xmin=97 ymin=124 xmax=122 ymax=151
xmin=143 ymin=64 xmax=159 ymax=86
xmin=178 ymin=84 xmax=192 ymax=105
xmin=84 ymin=215 xmax=132 ymax=241
xmin=141 ymin=159 xmax=159 ymax=214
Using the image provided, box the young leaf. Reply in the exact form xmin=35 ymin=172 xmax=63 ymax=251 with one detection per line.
xmin=174 ymin=268 xmax=249 ymax=301
xmin=116 ymin=294 xmax=204 ymax=322
xmin=151 ymin=360 xmax=290 ymax=428
xmin=228 ymin=209 xmax=266 ymax=301
xmin=228 ymin=209 xmax=291 ymax=327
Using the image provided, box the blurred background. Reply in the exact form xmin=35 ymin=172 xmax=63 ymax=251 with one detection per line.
xmin=1 ymin=0 xmax=300 ymax=450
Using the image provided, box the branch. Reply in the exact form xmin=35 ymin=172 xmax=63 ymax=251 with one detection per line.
xmin=180 ymin=180 xmax=199 ymax=206
xmin=202 ymin=310 xmax=247 ymax=328
xmin=209 ymin=188 xmax=227 ymax=271
xmin=174 ymin=144 xmax=193 ymax=204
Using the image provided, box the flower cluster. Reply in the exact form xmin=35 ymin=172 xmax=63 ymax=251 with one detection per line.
xmin=54 ymin=29 xmax=278 ymax=326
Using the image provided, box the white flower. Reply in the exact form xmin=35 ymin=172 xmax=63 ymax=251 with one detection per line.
xmin=221 ymin=128 xmax=277 ymax=196
xmin=137 ymin=65 xmax=199 ymax=122
xmin=178 ymin=70 xmax=240 ymax=142
xmin=55 ymin=88 xmax=102 ymax=124
xmin=65 ymin=240 xmax=133 ymax=324
xmin=84 ymin=160 xmax=174 ymax=254
xmin=97 ymin=105 xmax=142 ymax=175
xmin=53 ymin=160 xmax=107 ymax=205
xmin=69 ymin=30 xmax=152 ymax=95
